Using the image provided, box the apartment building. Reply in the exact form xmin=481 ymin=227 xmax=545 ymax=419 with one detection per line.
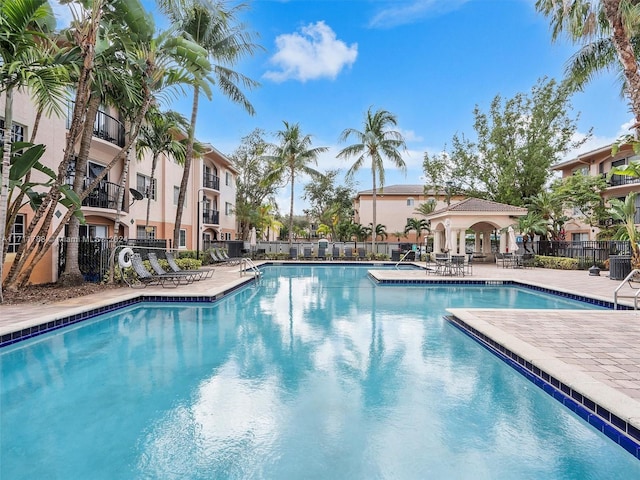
xmin=2 ymin=90 xmax=237 ymax=284
xmin=551 ymin=143 xmax=640 ymax=241
xmin=353 ymin=184 xmax=464 ymax=242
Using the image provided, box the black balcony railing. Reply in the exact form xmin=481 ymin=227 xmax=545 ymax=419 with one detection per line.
xmin=202 ymin=210 xmax=220 ymax=225
xmin=81 ymin=180 xmax=124 ymax=210
xmin=67 ymin=102 xmax=125 ymax=147
xmin=606 ymin=172 xmax=640 ymax=187
xmin=203 ymin=173 xmax=220 ymax=190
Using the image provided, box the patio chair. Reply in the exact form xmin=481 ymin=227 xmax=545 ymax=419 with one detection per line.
xmin=344 ymin=247 xmax=355 ymax=260
xmin=165 ymin=251 xmax=214 ymax=279
xmin=357 ymin=248 xmax=366 ymax=261
xmin=521 ymin=253 xmax=535 ymax=269
xmin=303 ymin=247 xmax=313 ymax=260
xmin=148 ymin=253 xmax=196 ymax=284
xmin=450 ymin=255 xmax=466 ymax=276
xmin=289 ymin=247 xmax=298 ymax=260
xmin=317 ymin=246 xmax=327 ymax=260
xmin=129 ymin=253 xmax=182 ymax=288
xmin=332 ymin=246 xmax=340 ymax=260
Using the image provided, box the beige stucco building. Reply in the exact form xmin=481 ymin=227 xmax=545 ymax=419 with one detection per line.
xmin=2 ymin=90 xmax=237 ymax=284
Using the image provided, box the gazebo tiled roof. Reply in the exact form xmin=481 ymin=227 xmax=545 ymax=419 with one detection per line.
xmin=429 ymin=197 xmax=528 ymax=217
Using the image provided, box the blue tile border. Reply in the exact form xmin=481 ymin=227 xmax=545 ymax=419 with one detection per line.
xmin=370 ymin=276 xmax=627 ymax=310
xmin=0 ymin=279 xmax=251 ymax=349
xmin=446 ymin=314 xmax=640 ymax=460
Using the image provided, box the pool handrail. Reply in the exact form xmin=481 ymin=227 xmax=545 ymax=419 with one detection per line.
xmin=613 ymin=268 xmax=640 ymax=310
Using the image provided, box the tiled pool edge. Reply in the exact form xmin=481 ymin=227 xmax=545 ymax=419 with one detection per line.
xmin=0 ymin=280 xmax=253 ymax=349
xmin=446 ymin=314 xmax=640 ymax=460
xmin=370 ymin=275 xmax=628 ymax=310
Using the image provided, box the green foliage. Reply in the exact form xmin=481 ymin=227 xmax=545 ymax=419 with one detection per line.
xmin=534 ymin=255 xmax=579 ymax=270
xmin=550 ymin=172 xmax=607 ymax=228
xmin=423 ymin=78 xmax=586 ymax=206
xmin=303 ymin=169 xmax=356 ymax=235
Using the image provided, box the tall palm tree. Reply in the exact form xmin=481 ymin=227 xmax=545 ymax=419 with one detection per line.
xmin=136 ymin=107 xmax=188 ymax=233
xmin=337 ymin=107 xmax=407 ymax=252
xmin=159 ymin=0 xmax=260 ymax=249
xmin=536 ymin=0 xmax=640 ymax=134
xmin=0 ymin=0 xmax=69 ymax=300
xmin=264 ymin=121 xmax=328 ymax=246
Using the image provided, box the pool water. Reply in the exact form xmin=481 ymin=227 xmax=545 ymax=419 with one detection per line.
xmin=1 ymin=265 xmax=637 ymax=479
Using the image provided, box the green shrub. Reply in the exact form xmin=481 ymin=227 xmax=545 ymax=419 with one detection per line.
xmin=534 ymin=255 xmax=579 ymax=270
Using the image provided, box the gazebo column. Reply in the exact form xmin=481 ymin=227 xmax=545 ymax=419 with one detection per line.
xmin=458 ymin=229 xmax=466 ymax=255
xmin=474 ymin=232 xmax=481 ymax=253
xmin=499 ymin=231 xmax=506 ymax=253
xmin=434 ymin=231 xmax=442 ymax=254
xmin=483 ymin=230 xmax=492 ymax=254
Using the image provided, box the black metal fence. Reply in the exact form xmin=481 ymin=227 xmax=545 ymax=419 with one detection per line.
xmin=527 ymin=240 xmax=631 ymax=269
xmin=58 ymin=238 xmax=170 ymax=282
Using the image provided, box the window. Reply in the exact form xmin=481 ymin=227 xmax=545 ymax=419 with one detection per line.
xmin=572 ymin=166 xmax=588 ymax=176
xmin=225 ymin=171 xmax=232 ymax=186
xmin=8 ymin=214 xmax=25 ymax=253
xmin=66 ymin=159 xmax=107 ymax=185
xmin=137 ymin=174 xmax=156 ymax=200
xmin=173 ymin=186 xmax=180 ymax=205
xmin=571 ymin=232 xmax=589 ymax=242
xmin=79 ymin=224 xmax=108 ymax=239
xmin=225 ymin=202 xmax=233 ymax=215
xmin=136 ymin=225 xmax=156 ymax=239
xmin=0 ymin=120 xmax=25 ymax=143
xmin=179 ymin=229 xmax=186 ymax=248
xmin=406 ymin=197 xmax=414 ymax=206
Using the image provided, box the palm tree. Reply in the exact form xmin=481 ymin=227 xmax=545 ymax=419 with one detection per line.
xmin=404 ymin=218 xmax=430 ymax=244
xmin=264 ymin=121 xmax=328 ymax=246
xmin=160 ymin=0 xmax=261 ymax=249
xmin=517 ymin=212 xmax=548 ymax=253
xmin=608 ymin=193 xmax=640 ymax=267
xmin=337 ymin=107 xmax=407 ymax=252
xmin=0 ymin=0 xmax=69 ymax=300
xmin=536 ymin=0 xmax=640 ymax=135
xmin=371 ymin=223 xmax=388 ymax=242
xmin=136 ymin=107 xmax=188 ymax=233
xmin=414 ymin=199 xmax=437 ymax=217
xmin=351 ymin=223 xmax=371 ymax=248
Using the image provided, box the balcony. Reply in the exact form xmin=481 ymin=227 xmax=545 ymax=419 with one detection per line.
xmin=606 ymin=173 xmax=640 ymax=187
xmin=67 ymin=102 xmax=125 ymax=147
xmin=203 ymin=173 xmax=220 ymax=190
xmin=202 ymin=209 xmax=220 ymax=225
xmin=80 ymin=180 xmax=124 ymax=210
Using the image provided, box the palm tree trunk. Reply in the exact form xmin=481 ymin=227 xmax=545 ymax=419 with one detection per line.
xmin=175 ymin=85 xmax=200 ymax=249
xmin=146 ymin=153 xmax=159 ymax=231
xmin=371 ymin=169 xmax=377 ymax=254
xmin=108 ymin=139 xmax=132 ymax=283
xmin=604 ymin=0 xmax=640 ymax=137
xmin=59 ymin=95 xmax=102 ymax=286
xmin=0 ymin=87 xmax=14 ymax=302
xmin=289 ymin=167 xmax=295 ymax=247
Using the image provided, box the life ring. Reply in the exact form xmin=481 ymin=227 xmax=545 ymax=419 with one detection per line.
xmin=118 ymin=247 xmax=134 ymax=268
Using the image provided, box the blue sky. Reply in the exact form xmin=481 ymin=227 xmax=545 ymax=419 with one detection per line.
xmin=52 ymin=0 xmax=633 ymax=214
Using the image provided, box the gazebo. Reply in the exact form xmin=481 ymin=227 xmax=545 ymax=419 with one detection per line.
xmin=426 ymin=198 xmax=528 ymax=261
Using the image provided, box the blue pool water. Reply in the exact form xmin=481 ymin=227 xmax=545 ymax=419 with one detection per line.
xmin=1 ymin=265 xmax=637 ymax=479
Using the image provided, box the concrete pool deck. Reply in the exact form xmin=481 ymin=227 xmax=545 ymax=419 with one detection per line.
xmin=2 ymin=261 xmax=640 ymax=450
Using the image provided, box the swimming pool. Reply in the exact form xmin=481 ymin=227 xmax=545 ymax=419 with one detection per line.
xmin=2 ymin=265 xmax=638 ymax=479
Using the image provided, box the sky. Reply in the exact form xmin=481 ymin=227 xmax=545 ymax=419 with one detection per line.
xmin=51 ymin=0 xmax=634 ymax=215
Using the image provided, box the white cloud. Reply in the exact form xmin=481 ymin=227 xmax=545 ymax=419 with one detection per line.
xmin=264 ymin=21 xmax=358 ymax=83
xmin=563 ymin=118 xmax=634 ymax=160
xmin=50 ymin=0 xmax=74 ymax=30
xmin=369 ymin=0 xmax=471 ymax=28
xmin=399 ymin=128 xmax=423 ymax=143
